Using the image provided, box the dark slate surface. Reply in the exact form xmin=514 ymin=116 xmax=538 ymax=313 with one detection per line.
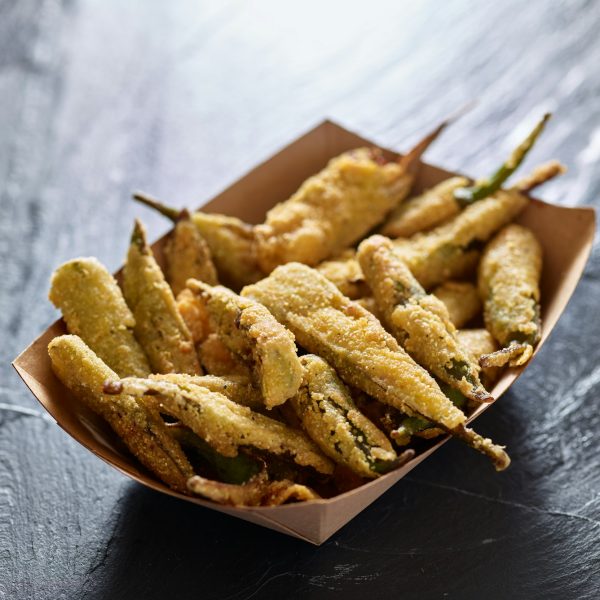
xmin=1 ymin=1 xmax=599 ymax=598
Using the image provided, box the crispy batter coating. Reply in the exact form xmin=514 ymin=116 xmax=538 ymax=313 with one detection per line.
xmin=48 ymin=335 xmax=193 ymax=492
xmin=292 ymin=355 xmax=398 ymax=478
xmin=104 ymin=377 xmax=334 ymax=475
xmin=190 ymin=212 xmax=263 ymax=290
xmin=317 ymin=249 xmax=370 ymax=299
xmin=243 ymin=264 xmax=510 ymax=469
xmin=151 ymin=372 xmax=263 ymax=410
xmin=392 ymin=187 xmax=529 ymax=289
xmin=381 ymin=177 xmax=469 ymax=238
xmin=457 ymin=329 xmax=502 ymax=386
xmin=187 ymin=471 xmax=320 ymax=506
xmin=478 ymin=224 xmax=543 ymax=367
xmin=432 ymin=281 xmax=482 ymax=328
xmin=187 ymin=281 xmax=303 ymax=409
xmin=199 ymin=333 xmax=251 ymax=378
xmin=49 ymin=258 xmax=150 ymax=377
xmin=357 ymin=236 xmax=491 ymax=404
xmin=176 ymin=288 xmax=211 ymax=345
xmin=255 ymin=148 xmax=412 ymax=272
xmin=242 ymin=263 xmax=465 ymax=429
xmin=123 ymin=220 xmax=201 ymax=375
xmin=164 ymin=213 xmax=218 ymax=296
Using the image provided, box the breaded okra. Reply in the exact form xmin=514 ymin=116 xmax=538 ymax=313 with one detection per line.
xmin=381 ymin=114 xmax=551 ymax=238
xmin=292 ymin=355 xmax=402 ymax=478
xmin=357 ymin=235 xmax=492 ymax=404
xmin=187 ymin=280 xmax=303 ymax=408
xmin=187 ymin=471 xmax=320 ymax=506
xmin=164 ymin=209 xmax=218 ymax=296
xmin=103 ymin=377 xmax=334 ymax=475
xmin=254 ymin=117 xmax=455 ymax=273
xmin=319 ymin=160 xmax=564 ymax=295
xmin=242 ymin=263 xmax=509 ymax=470
xmin=432 ymin=281 xmax=482 ymax=328
xmin=133 ymin=192 xmax=263 ymax=290
xmin=122 ymin=220 xmax=200 ymax=375
xmin=151 ymin=372 xmax=264 ymax=410
xmin=49 ymin=258 xmax=150 ymax=378
xmin=478 ymin=224 xmax=543 ymax=367
xmin=48 ymin=335 xmax=193 ymax=492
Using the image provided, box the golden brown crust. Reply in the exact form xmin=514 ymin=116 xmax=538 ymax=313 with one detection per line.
xmin=165 ymin=216 xmax=218 ymax=296
xmin=48 ymin=335 xmax=193 ymax=493
xmin=49 ymin=258 xmax=151 ymax=377
xmin=255 ymin=149 xmax=412 ymax=271
xmin=187 ymin=281 xmax=304 ymax=408
xmin=242 ymin=263 xmax=466 ymax=429
xmin=190 ymin=212 xmax=263 ymax=290
xmin=357 ymin=236 xmax=491 ymax=403
xmin=123 ymin=221 xmax=201 ymax=375
xmin=381 ymin=176 xmax=469 ymax=238
xmin=106 ymin=377 xmax=334 ymax=475
xmin=478 ymin=224 xmax=543 ymax=365
xmin=187 ymin=471 xmax=320 ymax=506
xmin=292 ymin=355 xmax=397 ymax=478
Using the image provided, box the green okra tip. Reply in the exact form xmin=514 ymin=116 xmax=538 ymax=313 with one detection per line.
xmin=132 ymin=191 xmax=181 ymax=222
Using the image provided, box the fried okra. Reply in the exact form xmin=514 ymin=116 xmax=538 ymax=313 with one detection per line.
xmin=243 ymin=263 xmax=509 ymax=470
xmin=291 ymin=354 xmax=400 ymax=478
xmin=122 ymin=220 xmax=200 ymax=375
xmin=381 ymin=114 xmax=551 ymax=238
xmin=133 ymin=192 xmax=263 ymax=290
xmin=357 ymin=235 xmax=492 ymax=404
xmin=49 ymin=257 xmax=150 ymax=377
xmin=478 ymin=224 xmax=543 ymax=367
xmin=186 ymin=280 xmax=303 ymax=408
xmin=103 ymin=377 xmax=334 ymax=475
xmin=48 ymin=335 xmax=193 ymax=492
xmin=254 ymin=148 xmax=414 ymax=272
xmin=164 ymin=210 xmax=218 ymax=296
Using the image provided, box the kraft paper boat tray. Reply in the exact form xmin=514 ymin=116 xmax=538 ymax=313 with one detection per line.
xmin=13 ymin=120 xmax=596 ymax=545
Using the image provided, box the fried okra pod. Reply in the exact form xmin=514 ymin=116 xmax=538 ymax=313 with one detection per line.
xmin=187 ymin=471 xmax=320 ymax=507
xmin=242 ymin=263 xmax=509 ymax=470
xmin=357 ymin=235 xmax=492 ymax=404
xmin=151 ymin=372 xmax=264 ymax=410
xmin=103 ymin=377 xmax=334 ymax=475
xmin=122 ymin=220 xmax=201 ymax=375
xmin=478 ymin=224 xmax=543 ymax=367
xmin=186 ymin=280 xmax=303 ymax=408
xmin=49 ymin=258 xmax=150 ymax=377
xmin=133 ymin=192 xmax=263 ymax=290
xmin=254 ymin=117 xmax=456 ymax=273
xmin=48 ymin=335 xmax=193 ymax=493
xmin=164 ymin=209 xmax=218 ymax=296
xmin=432 ymin=281 xmax=482 ymax=328
xmin=291 ymin=355 xmax=401 ymax=478
xmin=319 ymin=160 xmax=564 ymax=295
xmin=381 ymin=115 xmax=551 ymax=238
